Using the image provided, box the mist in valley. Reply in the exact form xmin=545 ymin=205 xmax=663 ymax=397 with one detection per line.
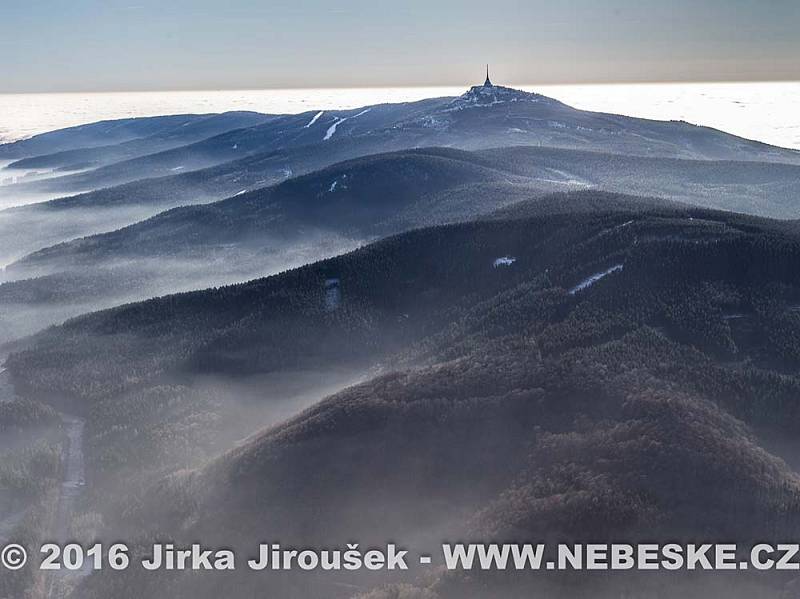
xmin=0 ymin=163 xmax=88 ymax=210
xmin=5 ymin=78 xmax=800 ymax=599
xmin=0 ymin=205 xmax=168 ymax=270
xmin=0 ymin=173 xmax=273 ymax=271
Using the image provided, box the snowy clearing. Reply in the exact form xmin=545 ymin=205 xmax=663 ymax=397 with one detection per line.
xmin=544 ymin=167 xmax=591 ymax=187
xmin=324 ymin=108 xmax=372 ymax=141
xmin=305 ymin=111 xmax=324 ymax=128
xmin=324 ymin=119 xmax=344 ymax=141
xmin=569 ymin=264 xmax=623 ymax=294
xmin=493 ymin=256 xmax=516 ymax=268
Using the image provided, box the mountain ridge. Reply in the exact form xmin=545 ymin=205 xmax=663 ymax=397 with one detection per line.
xmin=5 ymin=83 xmax=799 ymax=202
xmin=10 ymin=144 xmax=800 ymax=278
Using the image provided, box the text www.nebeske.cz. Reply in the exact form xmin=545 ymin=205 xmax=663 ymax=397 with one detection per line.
xmin=14 ymin=542 xmax=800 ymax=572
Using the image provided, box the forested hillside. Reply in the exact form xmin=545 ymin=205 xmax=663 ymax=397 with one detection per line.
xmin=15 ymin=144 xmax=800 ymax=278
xmin=8 ymin=198 xmax=800 ymax=597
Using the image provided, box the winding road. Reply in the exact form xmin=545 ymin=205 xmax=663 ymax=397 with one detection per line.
xmin=52 ymin=416 xmax=86 ymax=542
xmin=46 ymin=415 xmax=88 ymax=598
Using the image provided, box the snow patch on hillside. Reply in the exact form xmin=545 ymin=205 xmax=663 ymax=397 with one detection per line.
xmin=324 ymin=119 xmax=343 ymax=141
xmin=328 ymin=174 xmax=348 ymax=193
xmin=324 ymin=108 xmax=372 ymax=141
xmin=543 ymin=167 xmax=591 ymax=187
xmin=305 ymin=111 xmax=324 ymax=128
xmin=569 ymin=264 xmax=623 ymax=294
xmin=493 ymin=256 xmax=516 ymax=268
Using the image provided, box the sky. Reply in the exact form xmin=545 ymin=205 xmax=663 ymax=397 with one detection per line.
xmin=1 ymin=0 xmax=798 ymax=93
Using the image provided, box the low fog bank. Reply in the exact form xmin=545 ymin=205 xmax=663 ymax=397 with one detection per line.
xmin=0 ymin=161 xmax=80 ymax=188
xmin=0 ymin=185 xmax=86 ymax=211
xmin=0 ymin=235 xmax=362 ymax=348
xmin=0 ymin=160 xmax=97 ymax=208
xmin=0 ymin=204 xmax=168 ymax=271
xmin=0 ymin=176 xmax=278 ymax=273
xmin=0 ymin=165 xmax=267 ymax=270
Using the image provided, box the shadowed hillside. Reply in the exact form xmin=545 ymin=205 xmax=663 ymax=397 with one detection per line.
xmin=8 ymin=199 xmax=800 ymax=597
xmin=13 ymin=144 xmax=800 ymax=276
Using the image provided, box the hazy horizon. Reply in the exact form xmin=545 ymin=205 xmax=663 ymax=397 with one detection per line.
xmin=2 ymin=76 xmax=800 ymax=96
xmin=3 ymin=0 xmax=799 ymax=93
xmin=3 ymin=81 xmax=800 ymax=151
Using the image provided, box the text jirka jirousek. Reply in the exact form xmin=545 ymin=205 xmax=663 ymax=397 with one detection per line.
xmin=30 ymin=542 xmax=800 ymax=572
